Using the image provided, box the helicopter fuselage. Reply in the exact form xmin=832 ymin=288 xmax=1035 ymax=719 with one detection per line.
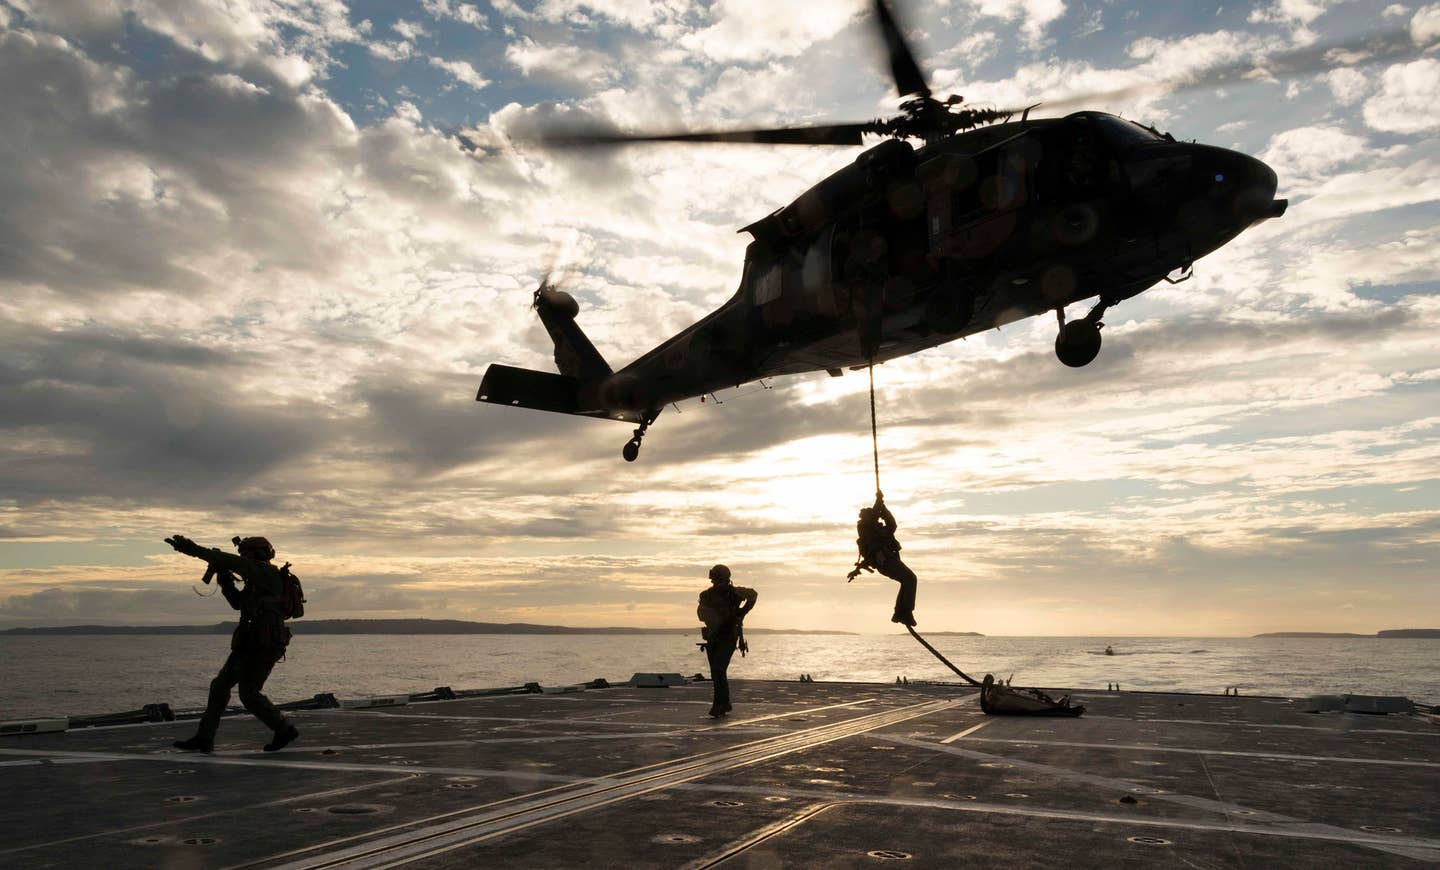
xmin=593 ymin=111 xmax=1284 ymax=413
xmin=477 ymin=111 xmax=1285 ymax=452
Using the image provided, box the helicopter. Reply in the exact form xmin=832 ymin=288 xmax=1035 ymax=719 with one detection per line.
xmin=477 ymin=0 xmax=1292 ymax=463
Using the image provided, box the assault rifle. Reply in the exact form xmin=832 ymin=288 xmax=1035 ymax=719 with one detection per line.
xmin=195 ymin=536 xmax=244 ymax=587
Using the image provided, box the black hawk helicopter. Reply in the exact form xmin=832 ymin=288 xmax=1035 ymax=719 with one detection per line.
xmin=478 ymin=0 xmax=1291 ymax=462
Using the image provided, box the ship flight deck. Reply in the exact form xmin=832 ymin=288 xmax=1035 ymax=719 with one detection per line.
xmin=2 ymin=678 xmax=1438 ymax=868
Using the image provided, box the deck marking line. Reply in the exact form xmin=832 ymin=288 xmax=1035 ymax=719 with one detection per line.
xmin=940 ymin=720 xmax=993 ymax=744
xmin=261 ymin=729 xmax=776 ymax=757
xmin=282 ymin=700 xmax=952 ymax=870
xmin=227 ymin=698 xmax=953 ymax=869
xmin=1085 ymin=714 xmax=1440 ymax=737
xmin=0 ymin=775 xmax=420 ymax=858
xmin=264 ymin=698 xmax=958 ymax=869
xmin=882 ymin=734 xmax=1438 ymax=862
xmin=660 ymin=783 xmax=1440 ymax=859
xmin=681 ymin=802 xmax=839 ymax=870
xmin=233 ymin=700 xmax=956 ymax=870
xmin=336 ymin=711 xmax=729 ymax=727
xmin=716 ymin=697 xmax=878 ymax=729
xmin=0 ymin=749 xmax=137 ymax=763
xmin=960 ymin=736 xmax=1440 ymax=768
xmin=0 ymin=747 xmax=595 ymax=783
xmin=356 ymin=700 xmax=958 ymax=870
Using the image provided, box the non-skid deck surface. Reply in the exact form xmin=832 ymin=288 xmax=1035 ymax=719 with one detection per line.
xmin=2 ymin=681 xmax=1437 ymax=868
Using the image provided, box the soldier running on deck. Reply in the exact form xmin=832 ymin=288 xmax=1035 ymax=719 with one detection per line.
xmin=847 ymin=493 xmax=917 ymax=627
xmin=696 ymin=564 xmax=758 ymax=719
xmin=166 ymin=534 xmax=300 ymax=753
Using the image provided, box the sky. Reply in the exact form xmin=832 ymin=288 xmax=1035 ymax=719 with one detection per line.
xmin=0 ymin=0 xmax=1436 ymax=637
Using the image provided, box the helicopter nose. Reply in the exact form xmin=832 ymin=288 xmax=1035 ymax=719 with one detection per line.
xmin=1177 ymin=145 xmax=1286 ymax=249
xmin=1194 ymin=145 xmax=1284 ymax=222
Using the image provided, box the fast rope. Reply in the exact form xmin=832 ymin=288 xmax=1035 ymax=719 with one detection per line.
xmin=906 ymin=625 xmax=982 ymax=686
xmin=868 ymin=362 xmax=881 ymax=496
xmin=867 ymin=363 xmax=981 ymax=688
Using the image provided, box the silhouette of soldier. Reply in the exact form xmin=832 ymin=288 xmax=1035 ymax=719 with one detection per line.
xmin=166 ymin=534 xmax=300 ymax=753
xmin=847 ymin=492 xmax=917 ymax=627
xmin=696 ymin=564 xmax=757 ymax=718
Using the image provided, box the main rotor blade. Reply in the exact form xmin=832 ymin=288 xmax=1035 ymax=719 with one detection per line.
xmin=873 ymin=0 xmax=931 ymax=98
xmin=1015 ymin=27 xmax=1424 ymax=114
xmin=530 ymin=123 xmax=870 ymax=147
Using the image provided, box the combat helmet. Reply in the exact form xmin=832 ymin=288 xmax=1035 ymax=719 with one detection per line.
xmin=234 ymin=536 xmax=276 ymax=561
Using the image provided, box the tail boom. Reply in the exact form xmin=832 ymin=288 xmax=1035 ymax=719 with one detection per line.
xmin=476 ymin=364 xmax=644 ymax=423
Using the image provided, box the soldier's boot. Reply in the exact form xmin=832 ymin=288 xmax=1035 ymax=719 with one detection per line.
xmin=173 ymin=735 xmax=214 ymax=753
xmin=264 ymin=725 xmax=299 ymax=752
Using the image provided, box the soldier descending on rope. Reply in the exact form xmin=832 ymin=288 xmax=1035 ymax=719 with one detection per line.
xmin=847 ymin=492 xmax=917 ymax=627
xmin=166 ymin=534 xmax=302 ymax=753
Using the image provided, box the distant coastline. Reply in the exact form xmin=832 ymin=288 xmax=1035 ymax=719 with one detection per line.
xmin=1253 ymin=629 xmax=1440 ymax=639
xmin=0 ymin=618 xmax=867 ymax=637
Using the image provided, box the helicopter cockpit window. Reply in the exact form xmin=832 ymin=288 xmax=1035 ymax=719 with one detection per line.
xmin=1096 ymin=116 xmax=1163 ymax=150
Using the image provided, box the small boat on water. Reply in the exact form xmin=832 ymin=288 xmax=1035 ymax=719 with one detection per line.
xmin=1105 ymin=645 xmax=1115 ymax=656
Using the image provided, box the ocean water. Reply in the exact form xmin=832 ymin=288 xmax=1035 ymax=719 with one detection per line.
xmin=1 ymin=634 xmax=1437 ymax=720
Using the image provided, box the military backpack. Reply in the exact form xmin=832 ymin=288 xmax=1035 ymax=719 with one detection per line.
xmin=278 ymin=562 xmax=306 ymax=619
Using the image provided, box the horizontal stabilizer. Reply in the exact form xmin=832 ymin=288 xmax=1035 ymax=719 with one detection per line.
xmin=476 ymin=364 xmax=641 ymax=423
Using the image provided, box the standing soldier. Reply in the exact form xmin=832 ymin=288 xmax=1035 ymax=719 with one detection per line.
xmin=696 ymin=564 xmax=758 ymax=719
xmin=166 ymin=534 xmax=301 ymax=753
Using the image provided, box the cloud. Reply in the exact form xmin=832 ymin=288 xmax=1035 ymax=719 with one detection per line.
xmin=369 ymin=39 xmax=416 ymax=61
xmin=421 ymin=0 xmax=488 ymax=30
xmin=1248 ymin=0 xmax=1340 ymax=42
xmin=971 ymin=0 xmax=1067 ymax=46
xmin=393 ymin=18 xmax=430 ymax=41
xmin=1413 ymin=3 xmax=1440 ymax=44
xmin=1363 ymin=58 xmax=1440 ymax=132
xmin=1288 ymin=154 xmax=1440 ymax=225
xmin=1260 ymin=124 xmax=1369 ymax=184
xmin=0 ymin=0 xmax=1437 ymax=637
xmin=513 ymin=0 xmax=691 ymax=34
xmin=0 ymin=323 xmax=335 ymax=507
xmin=10 ymin=0 xmax=363 ymax=90
xmin=430 ymin=56 xmax=491 ymax=90
xmin=0 ymin=27 xmax=360 ymax=302
xmin=1324 ymin=67 xmax=1370 ymax=104
xmin=0 ymin=585 xmax=209 ymax=622
xmin=504 ymin=38 xmax=618 ymax=89
xmin=680 ymin=0 xmax=862 ymax=63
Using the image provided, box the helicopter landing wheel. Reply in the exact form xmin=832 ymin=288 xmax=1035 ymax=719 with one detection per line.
xmin=623 ymin=410 xmax=658 ymax=462
xmin=1055 ymin=319 xmax=1102 ymax=368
